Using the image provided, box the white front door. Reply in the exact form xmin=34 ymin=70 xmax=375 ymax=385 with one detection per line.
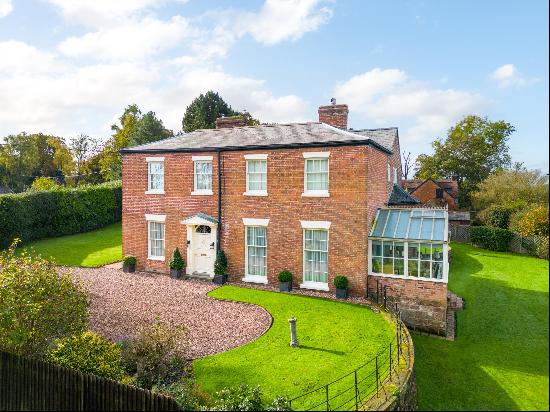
xmin=190 ymin=225 xmax=216 ymax=275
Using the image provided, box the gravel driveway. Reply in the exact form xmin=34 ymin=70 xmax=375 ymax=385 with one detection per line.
xmin=69 ymin=267 xmax=272 ymax=359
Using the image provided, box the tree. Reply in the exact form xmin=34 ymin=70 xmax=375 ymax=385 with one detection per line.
xmin=0 ymin=241 xmax=89 ymax=358
xmin=181 ymin=91 xmax=259 ymax=132
xmin=0 ymin=133 xmax=75 ymax=192
xmin=415 ymin=115 xmax=514 ymax=208
xmin=472 ymin=168 xmax=549 ymax=211
xmin=100 ymin=104 xmax=173 ymax=180
xmin=69 ymin=133 xmax=101 ymax=184
xmin=401 ymin=151 xmax=413 ymax=180
xmin=30 ymin=176 xmax=60 ymax=191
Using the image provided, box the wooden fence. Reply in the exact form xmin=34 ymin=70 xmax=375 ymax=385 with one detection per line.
xmin=0 ymin=351 xmax=181 ymax=411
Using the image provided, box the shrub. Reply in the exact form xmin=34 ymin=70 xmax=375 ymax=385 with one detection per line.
xmin=170 ymin=248 xmax=185 ymax=270
xmin=266 ymin=396 xmax=293 ymax=411
xmin=130 ymin=319 xmax=189 ymax=389
xmin=48 ymin=331 xmax=124 ymax=381
xmin=470 ymin=226 xmax=513 ymax=252
xmin=117 ymin=337 xmax=138 ymax=375
xmin=214 ymin=250 xmax=228 ymax=276
xmin=0 ymin=181 xmax=122 ymax=249
xmin=512 ymin=205 xmax=549 ymax=238
xmin=153 ymin=379 xmax=212 ymax=411
xmin=333 ymin=276 xmax=349 ymax=289
xmin=123 ymin=255 xmax=136 ymax=266
xmin=30 ymin=176 xmax=61 ymax=192
xmin=211 ymin=384 xmax=263 ymax=411
xmin=478 ymin=204 xmax=517 ymax=229
xmin=277 ymin=270 xmax=293 ymax=283
xmin=0 ymin=241 xmax=89 ymax=358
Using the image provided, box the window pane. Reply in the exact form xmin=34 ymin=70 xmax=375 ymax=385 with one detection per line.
xmin=383 ymin=258 xmax=393 ymax=274
xmin=305 ymin=159 xmax=328 ymax=191
xmin=408 ymin=243 xmax=419 ymax=259
xmin=304 ymin=229 xmax=328 ymax=283
xmin=383 ymin=242 xmax=393 ymax=257
xmin=408 ymin=259 xmax=419 ymax=277
xmin=432 ymin=244 xmax=444 ymax=261
xmin=372 ymin=257 xmax=382 ymax=273
xmin=394 ymin=258 xmax=405 ymax=276
xmin=149 ymin=222 xmax=164 ymax=257
xmin=420 ymin=244 xmax=431 ymax=260
xmin=420 ymin=261 xmax=431 ymax=278
xmin=432 ymin=262 xmax=443 ymax=279
xmin=372 ymin=241 xmax=382 ymax=257
xmin=394 ymin=242 xmax=405 ymax=258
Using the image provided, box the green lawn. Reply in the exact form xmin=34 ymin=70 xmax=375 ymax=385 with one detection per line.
xmin=194 ymin=286 xmax=395 ymax=407
xmin=414 ymin=243 xmax=549 ymax=410
xmin=19 ymin=222 xmax=122 ymax=267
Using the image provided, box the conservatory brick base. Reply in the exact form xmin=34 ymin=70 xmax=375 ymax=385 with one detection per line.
xmin=367 ymin=275 xmax=448 ymax=336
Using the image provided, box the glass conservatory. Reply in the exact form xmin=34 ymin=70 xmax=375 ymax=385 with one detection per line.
xmin=368 ymin=207 xmax=449 ymax=282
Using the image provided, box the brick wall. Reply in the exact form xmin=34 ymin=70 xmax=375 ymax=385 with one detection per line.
xmin=410 ymin=180 xmax=457 ymax=210
xmin=122 ymin=144 xmax=391 ymax=295
xmin=367 ymin=275 xmax=448 ymax=335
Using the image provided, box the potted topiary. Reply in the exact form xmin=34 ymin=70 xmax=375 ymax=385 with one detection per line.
xmin=123 ymin=256 xmax=136 ymax=273
xmin=334 ymin=276 xmax=349 ymax=300
xmin=278 ymin=270 xmax=293 ymax=292
xmin=212 ymin=250 xmax=228 ymax=285
xmin=169 ymin=248 xmax=185 ymax=279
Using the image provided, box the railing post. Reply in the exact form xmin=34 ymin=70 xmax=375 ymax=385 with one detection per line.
xmin=383 ymin=286 xmax=387 ymax=310
xmin=397 ymin=321 xmax=401 ymax=366
xmin=325 ymin=384 xmax=329 ymax=411
xmin=354 ymin=370 xmax=358 ymax=411
xmin=389 ymin=342 xmax=392 ymax=381
xmin=375 ymin=355 xmax=379 ymax=398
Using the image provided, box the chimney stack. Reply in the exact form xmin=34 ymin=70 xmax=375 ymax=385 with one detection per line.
xmin=215 ymin=115 xmax=248 ymax=129
xmin=318 ymin=98 xmax=349 ymax=129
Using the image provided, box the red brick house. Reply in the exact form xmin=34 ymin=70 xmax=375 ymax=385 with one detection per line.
xmin=402 ymin=178 xmax=459 ymax=210
xmin=121 ymin=101 xmax=449 ymax=335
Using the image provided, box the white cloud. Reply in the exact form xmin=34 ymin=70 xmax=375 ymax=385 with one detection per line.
xmin=45 ymin=0 xmax=184 ymax=27
xmin=334 ymin=68 xmax=487 ymax=143
xmin=236 ymin=0 xmax=333 ymax=45
xmin=58 ymin=16 xmax=197 ymax=61
xmin=0 ymin=0 xmax=12 ymax=18
xmin=489 ymin=64 xmax=538 ymax=88
xmin=0 ymin=41 xmax=62 ymax=74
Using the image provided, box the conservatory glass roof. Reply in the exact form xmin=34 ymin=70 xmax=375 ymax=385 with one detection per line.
xmin=370 ymin=208 xmax=448 ymax=242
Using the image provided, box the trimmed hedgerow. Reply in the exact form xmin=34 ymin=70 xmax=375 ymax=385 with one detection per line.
xmin=0 ymin=181 xmax=121 ymax=249
xmin=470 ymin=226 xmax=513 ymax=252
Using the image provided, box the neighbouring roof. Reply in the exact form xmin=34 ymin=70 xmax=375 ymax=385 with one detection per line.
xmin=351 ymin=127 xmax=398 ymax=152
xmin=121 ymin=123 xmax=393 ymax=154
xmin=387 ymin=184 xmax=420 ymax=206
xmin=448 ymin=211 xmax=471 ymax=221
xmin=402 ymin=179 xmax=459 ymax=199
xmin=370 ymin=207 xmax=448 ymax=242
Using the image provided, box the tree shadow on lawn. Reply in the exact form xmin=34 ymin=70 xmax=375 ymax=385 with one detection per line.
xmin=298 ymin=345 xmax=346 ymax=356
xmin=414 ymin=249 xmax=549 ymax=411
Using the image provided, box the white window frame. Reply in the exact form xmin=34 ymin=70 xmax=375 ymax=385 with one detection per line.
xmin=244 ymin=154 xmax=268 ymax=196
xmin=393 ymin=167 xmax=398 ymax=184
xmin=300 ymin=220 xmax=331 ymax=291
xmin=368 ymin=238 xmax=448 ymax=283
xmin=302 ymin=152 xmax=330 ymax=198
xmin=145 ymin=214 xmax=166 ymax=261
xmin=192 ymin=156 xmax=213 ymax=195
xmin=387 ymin=163 xmax=391 ymax=182
xmin=145 ymin=157 xmax=165 ymax=194
xmin=242 ymin=218 xmax=269 ymax=284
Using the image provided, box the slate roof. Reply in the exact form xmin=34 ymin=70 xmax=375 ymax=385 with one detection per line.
xmin=387 ymin=184 xmax=420 ymax=206
xmin=183 ymin=212 xmax=218 ymax=224
xmin=350 ymin=127 xmax=398 ymax=152
xmin=121 ymin=123 xmax=393 ymax=154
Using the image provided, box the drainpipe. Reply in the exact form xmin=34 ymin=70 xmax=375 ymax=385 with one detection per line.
xmin=217 ymin=149 xmax=222 ymax=253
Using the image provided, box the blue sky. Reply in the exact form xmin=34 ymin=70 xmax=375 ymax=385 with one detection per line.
xmin=0 ymin=0 xmax=548 ymax=171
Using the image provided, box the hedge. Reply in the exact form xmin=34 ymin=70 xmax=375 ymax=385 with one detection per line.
xmin=470 ymin=225 xmax=513 ymax=252
xmin=0 ymin=181 xmax=122 ymax=249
